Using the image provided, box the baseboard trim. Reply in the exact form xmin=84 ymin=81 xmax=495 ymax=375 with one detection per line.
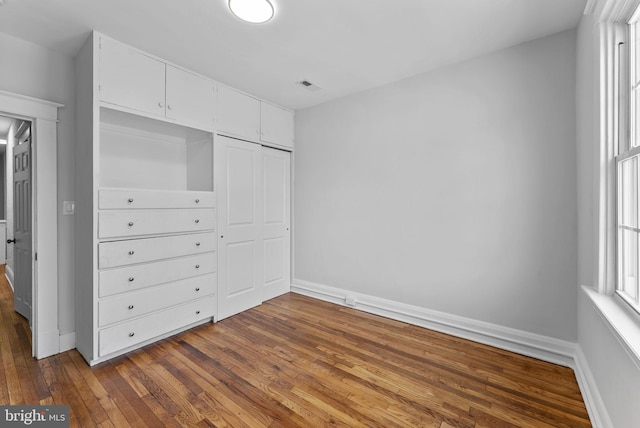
xmin=291 ymin=279 xmax=576 ymax=367
xmin=573 ymin=345 xmax=613 ymax=428
xmin=5 ymin=265 xmax=14 ymax=292
xmin=59 ymin=331 xmax=76 ymax=353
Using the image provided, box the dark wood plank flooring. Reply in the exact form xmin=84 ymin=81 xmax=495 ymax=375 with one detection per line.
xmin=0 ymin=269 xmax=591 ymax=427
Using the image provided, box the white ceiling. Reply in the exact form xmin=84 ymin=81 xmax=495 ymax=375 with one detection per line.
xmin=0 ymin=0 xmax=586 ymax=110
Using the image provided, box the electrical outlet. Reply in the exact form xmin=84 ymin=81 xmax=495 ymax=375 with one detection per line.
xmin=345 ymin=296 xmax=356 ymax=307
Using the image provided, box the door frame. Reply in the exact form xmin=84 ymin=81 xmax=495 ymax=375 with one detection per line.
xmin=0 ymin=90 xmax=61 ymax=359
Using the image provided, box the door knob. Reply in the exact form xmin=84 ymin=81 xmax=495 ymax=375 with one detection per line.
xmin=6 ymin=239 xmax=15 ymax=244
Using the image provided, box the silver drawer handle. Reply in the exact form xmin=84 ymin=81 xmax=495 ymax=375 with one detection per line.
xmin=195 ymin=242 xmax=201 ymax=246
xmin=128 ymin=305 xmax=134 ymax=310
xmin=128 ymin=277 xmax=134 ymax=282
xmin=128 ymin=250 xmax=135 ymax=255
xmin=195 ymin=287 xmax=200 ymax=292
xmin=196 ymin=310 xmax=200 ymax=315
xmin=195 ymin=199 xmax=200 ymax=203
xmin=128 ymin=198 xmax=134 ymax=203
xmin=128 ymin=222 xmax=134 ymax=227
xmin=129 ymin=332 xmax=135 ymax=337
xmin=195 ymin=219 xmax=200 ymax=224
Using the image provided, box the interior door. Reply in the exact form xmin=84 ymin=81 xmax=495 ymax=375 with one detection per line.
xmin=12 ymin=124 xmax=32 ymax=322
xmin=216 ymin=136 xmax=263 ymax=320
xmin=262 ymin=147 xmax=290 ymax=301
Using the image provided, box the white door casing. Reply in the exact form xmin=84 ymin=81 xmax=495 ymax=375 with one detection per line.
xmin=262 ymin=147 xmax=291 ymax=301
xmin=12 ymin=129 xmax=32 ymax=322
xmin=216 ymin=136 xmax=263 ymax=320
xmin=0 ymin=90 xmax=61 ymax=359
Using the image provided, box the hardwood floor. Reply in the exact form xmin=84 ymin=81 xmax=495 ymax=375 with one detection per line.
xmin=0 ymin=273 xmax=591 ymax=427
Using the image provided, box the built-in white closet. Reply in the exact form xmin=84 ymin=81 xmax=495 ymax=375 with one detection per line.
xmin=75 ymin=32 xmax=293 ymax=365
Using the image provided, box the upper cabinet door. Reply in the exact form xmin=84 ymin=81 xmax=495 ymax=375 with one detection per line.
xmin=217 ymin=85 xmax=260 ymax=142
xmin=99 ymin=36 xmax=166 ymax=117
xmin=165 ymin=65 xmax=215 ymax=131
xmin=260 ymin=102 xmax=294 ymax=149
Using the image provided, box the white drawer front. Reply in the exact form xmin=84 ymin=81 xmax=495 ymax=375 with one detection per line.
xmin=99 ymin=273 xmax=216 ymax=327
xmin=99 ymin=189 xmax=215 ymax=209
xmin=99 ymin=296 xmax=216 ymax=357
xmin=99 ymin=252 xmax=217 ymax=297
xmin=98 ymin=209 xmax=216 ymax=238
xmin=99 ymin=232 xmax=216 ymax=269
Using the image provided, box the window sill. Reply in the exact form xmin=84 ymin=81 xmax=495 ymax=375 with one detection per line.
xmin=582 ymin=285 xmax=640 ymax=369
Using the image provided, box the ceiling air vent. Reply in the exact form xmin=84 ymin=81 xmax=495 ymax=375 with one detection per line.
xmin=298 ymin=80 xmax=322 ymax=92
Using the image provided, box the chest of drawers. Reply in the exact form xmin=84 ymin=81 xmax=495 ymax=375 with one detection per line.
xmin=95 ymin=188 xmax=217 ymax=361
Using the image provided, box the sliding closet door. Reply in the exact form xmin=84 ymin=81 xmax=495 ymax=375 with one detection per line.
xmin=216 ymin=136 xmax=263 ymax=320
xmin=262 ymin=147 xmax=291 ymax=301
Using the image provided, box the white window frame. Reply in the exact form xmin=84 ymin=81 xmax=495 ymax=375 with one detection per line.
xmin=616 ymin=10 xmax=640 ymax=315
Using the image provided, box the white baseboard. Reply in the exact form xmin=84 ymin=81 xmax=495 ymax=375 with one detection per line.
xmin=291 ymin=279 xmax=576 ymax=367
xmin=573 ymin=346 xmax=613 ymax=428
xmin=5 ymin=265 xmax=14 ymax=291
xmin=59 ymin=331 xmax=76 ymax=353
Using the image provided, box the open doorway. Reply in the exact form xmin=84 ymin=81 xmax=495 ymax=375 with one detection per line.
xmin=0 ymin=90 xmax=60 ymax=359
xmin=0 ymin=115 xmax=33 ymax=330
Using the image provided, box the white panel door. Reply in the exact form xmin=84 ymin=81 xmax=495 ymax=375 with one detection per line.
xmin=165 ymin=65 xmax=215 ymax=131
xmin=260 ymin=102 xmax=294 ymax=149
xmin=13 ymin=133 xmax=32 ymax=322
xmin=262 ymin=147 xmax=291 ymax=301
xmin=99 ymin=35 xmax=166 ymax=117
xmin=216 ymin=136 xmax=263 ymax=320
xmin=216 ymin=85 xmax=260 ymax=142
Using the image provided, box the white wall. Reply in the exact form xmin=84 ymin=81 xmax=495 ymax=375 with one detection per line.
xmin=0 ymin=32 xmax=76 ymax=335
xmin=576 ymin=14 xmax=597 ymax=291
xmin=295 ymin=30 xmax=578 ymax=341
xmin=576 ymin=12 xmax=640 ymax=428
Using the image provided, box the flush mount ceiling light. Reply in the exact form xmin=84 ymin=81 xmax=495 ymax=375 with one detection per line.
xmin=229 ymin=0 xmax=274 ymax=24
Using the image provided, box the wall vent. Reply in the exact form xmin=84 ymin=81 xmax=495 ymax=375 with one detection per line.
xmin=298 ymin=80 xmax=322 ymax=92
